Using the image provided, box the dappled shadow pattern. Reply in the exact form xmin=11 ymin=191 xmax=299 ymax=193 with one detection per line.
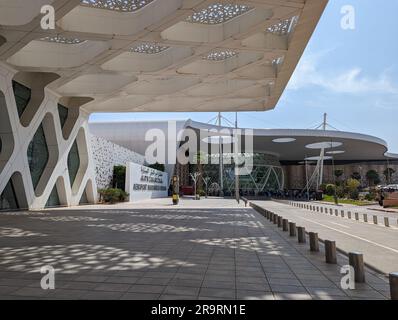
xmin=0 ymin=211 xmax=49 ymax=216
xmin=206 ymin=220 xmax=263 ymax=228
xmin=0 ymin=227 xmax=47 ymax=238
xmin=87 ymin=223 xmax=211 ymax=233
xmin=29 ymin=216 xmax=109 ymax=222
xmin=128 ymin=213 xmax=209 ymax=220
xmin=190 ymin=236 xmax=285 ymax=255
xmin=0 ymin=244 xmax=195 ymax=274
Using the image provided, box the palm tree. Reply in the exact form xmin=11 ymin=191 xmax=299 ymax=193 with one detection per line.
xmin=383 ymin=168 xmax=396 ymax=184
xmin=366 ymin=170 xmax=380 ymax=187
xmin=193 ymin=151 xmax=206 ymax=191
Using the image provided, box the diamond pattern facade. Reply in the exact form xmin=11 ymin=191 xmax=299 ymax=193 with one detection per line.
xmin=187 ymin=3 xmax=252 ymax=25
xmin=80 ymin=0 xmax=155 ymax=12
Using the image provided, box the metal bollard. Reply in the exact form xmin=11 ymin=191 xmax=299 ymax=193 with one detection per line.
xmin=273 ymin=214 xmax=278 ymax=224
xmin=335 ymin=209 xmax=338 ymax=216
xmin=373 ymin=215 xmax=378 ymax=225
xmin=278 ymin=216 xmax=283 ymax=228
xmin=384 ymin=217 xmax=390 ymax=227
xmin=390 ymin=272 xmax=398 ymax=300
xmin=355 ymin=212 xmax=359 ymax=220
xmin=324 ymin=208 xmax=328 ymax=214
xmin=320 ymin=207 xmax=323 ymax=213
xmin=309 ymin=232 xmax=319 ymax=252
xmin=341 ymin=210 xmax=345 ymax=218
xmin=289 ymin=222 xmax=296 ymax=237
xmin=349 ymin=252 xmax=365 ymax=283
xmin=282 ymin=219 xmax=289 ymax=232
xmin=297 ymin=227 xmax=306 ymax=243
xmin=348 ymin=211 xmax=351 ymax=219
xmin=269 ymin=212 xmax=274 ymax=221
xmin=363 ymin=214 xmax=368 ymax=223
xmin=317 ymin=207 xmax=319 ymax=212
xmin=325 ymin=240 xmax=337 ymax=264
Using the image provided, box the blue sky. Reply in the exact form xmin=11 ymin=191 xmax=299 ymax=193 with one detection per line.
xmin=90 ymin=0 xmax=398 ymax=153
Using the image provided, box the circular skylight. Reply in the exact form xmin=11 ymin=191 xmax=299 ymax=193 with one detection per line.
xmin=272 ymin=138 xmax=296 ymax=143
xmin=305 ymin=141 xmax=342 ymax=149
xmin=326 ymin=150 xmax=345 ymax=155
xmin=304 ymin=156 xmax=333 ymax=161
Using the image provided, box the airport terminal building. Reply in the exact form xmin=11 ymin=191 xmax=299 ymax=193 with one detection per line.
xmin=90 ymin=119 xmax=398 ymax=198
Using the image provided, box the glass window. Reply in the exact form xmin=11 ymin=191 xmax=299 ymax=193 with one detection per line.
xmin=27 ymin=124 xmax=49 ymax=190
xmin=79 ymin=190 xmax=89 ymax=204
xmin=58 ymin=104 xmax=68 ymax=129
xmin=45 ymin=185 xmax=60 ymax=208
xmin=68 ymin=141 xmax=80 ymax=187
xmin=0 ymin=179 xmax=19 ymax=211
xmin=12 ymin=81 xmax=31 ymax=118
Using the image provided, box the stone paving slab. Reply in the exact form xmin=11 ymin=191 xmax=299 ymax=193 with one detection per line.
xmin=0 ymin=200 xmax=390 ymax=300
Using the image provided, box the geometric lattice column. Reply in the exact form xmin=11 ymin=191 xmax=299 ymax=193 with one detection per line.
xmin=0 ymin=62 xmax=97 ymax=210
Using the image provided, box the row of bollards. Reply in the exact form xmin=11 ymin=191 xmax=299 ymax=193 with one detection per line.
xmin=289 ymin=201 xmax=394 ymax=227
xmin=255 ymin=202 xmax=398 ymax=300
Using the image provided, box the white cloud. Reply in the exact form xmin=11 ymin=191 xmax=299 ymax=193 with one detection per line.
xmin=288 ymin=50 xmax=398 ymax=94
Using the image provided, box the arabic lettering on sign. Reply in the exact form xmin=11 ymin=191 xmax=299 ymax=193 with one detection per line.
xmin=140 ymin=167 xmax=164 ymax=184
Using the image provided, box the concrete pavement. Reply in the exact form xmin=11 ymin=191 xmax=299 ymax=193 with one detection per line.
xmin=253 ymin=200 xmax=398 ymax=275
xmin=0 ymin=198 xmax=390 ymax=300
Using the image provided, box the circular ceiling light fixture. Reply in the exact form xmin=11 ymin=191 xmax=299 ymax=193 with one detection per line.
xmin=326 ymin=150 xmax=345 ymax=155
xmin=305 ymin=141 xmax=342 ymax=149
xmin=272 ymin=138 xmax=296 ymax=143
xmin=202 ymin=135 xmax=236 ymax=144
xmin=304 ymin=156 xmax=333 ymax=161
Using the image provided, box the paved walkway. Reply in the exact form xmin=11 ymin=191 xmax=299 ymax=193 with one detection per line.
xmin=0 ymin=199 xmax=390 ymax=300
xmin=254 ymin=200 xmax=398 ymax=275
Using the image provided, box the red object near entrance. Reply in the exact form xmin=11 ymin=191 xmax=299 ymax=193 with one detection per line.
xmin=181 ymin=186 xmax=194 ymax=196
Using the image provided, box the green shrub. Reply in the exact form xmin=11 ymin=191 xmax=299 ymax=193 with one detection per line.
xmin=346 ymin=178 xmax=360 ymax=200
xmin=99 ymin=188 xmax=129 ymax=204
xmin=349 ymin=189 xmax=359 ymax=200
xmin=336 ymin=186 xmax=346 ymax=198
xmin=112 ymin=166 xmax=126 ymax=190
xmin=365 ymin=192 xmax=376 ymax=201
xmin=325 ymin=184 xmax=336 ymax=196
xmin=198 ymin=189 xmax=206 ymax=197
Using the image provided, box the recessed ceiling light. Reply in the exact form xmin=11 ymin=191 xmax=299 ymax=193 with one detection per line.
xmin=326 ymin=150 xmax=345 ymax=155
xmin=130 ymin=43 xmax=170 ymax=54
xmin=273 ymin=138 xmax=296 ymax=143
xmin=203 ymin=50 xmax=238 ymax=61
xmin=39 ymin=36 xmax=86 ymax=45
xmin=266 ymin=16 xmax=299 ymax=35
xmin=305 ymin=141 xmax=343 ymax=149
